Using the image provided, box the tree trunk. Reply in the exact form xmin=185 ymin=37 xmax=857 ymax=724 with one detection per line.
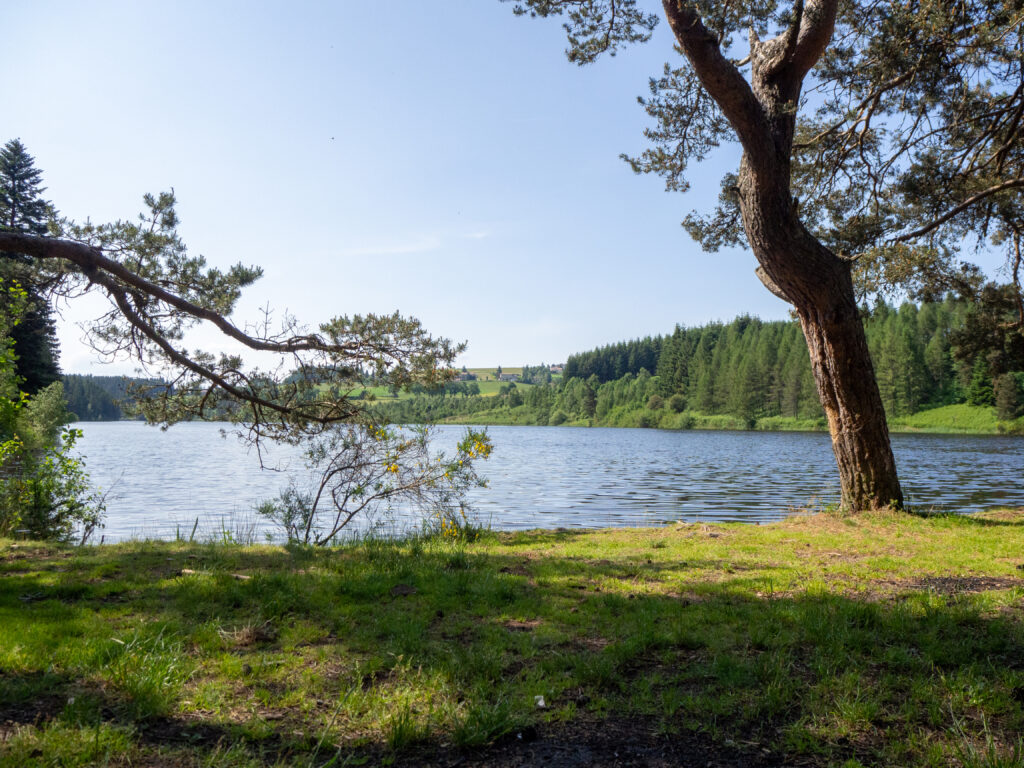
xmin=662 ymin=0 xmax=904 ymax=510
xmin=739 ymin=162 xmax=904 ymax=510
xmin=795 ymin=272 xmax=904 ymax=511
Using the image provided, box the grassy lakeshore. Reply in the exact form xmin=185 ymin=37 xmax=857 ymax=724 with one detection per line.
xmin=434 ymin=402 xmax=1024 ymax=436
xmin=2 ymin=511 xmax=1024 ymax=767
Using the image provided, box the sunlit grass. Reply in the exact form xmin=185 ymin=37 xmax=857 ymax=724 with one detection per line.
xmin=890 ymin=403 xmax=1002 ymax=434
xmin=429 ymin=400 xmax=1023 ymax=435
xmin=1 ymin=510 xmax=1023 ymax=766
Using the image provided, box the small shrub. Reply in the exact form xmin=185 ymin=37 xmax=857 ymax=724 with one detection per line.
xmin=636 ymin=410 xmax=656 ymax=428
xmin=646 ymin=394 xmax=664 ymax=410
xmin=673 ymin=412 xmax=696 ymax=429
xmin=0 ymin=423 xmax=105 ymax=543
xmin=257 ymin=424 xmax=491 ymax=545
xmin=667 ymin=393 xmax=686 ymax=413
xmin=0 ymin=283 xmax=104 ymax=543
xmin=548 ymin=409 xmax=568 ymax=426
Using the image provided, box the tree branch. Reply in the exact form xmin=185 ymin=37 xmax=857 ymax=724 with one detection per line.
xmin=892 ymin=178 xmax=1024 ymax=243
xmin=780 ymin=0 xmax=804 ymax=67
xmin=660 ymin=1 xmax=772 ymax=160
xmin=103 ymin=280 xmax=353 ymax=425
xmin=784 ymin=0 xmax=837 ymax=87
xmin=0 ymin=231 xmax=346 ymax=356
xmin=755 ymin=266 xmax=793 ymax=303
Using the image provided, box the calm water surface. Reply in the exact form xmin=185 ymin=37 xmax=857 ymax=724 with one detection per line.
xmin=74 ymin=422 xmax=1024 ymax=541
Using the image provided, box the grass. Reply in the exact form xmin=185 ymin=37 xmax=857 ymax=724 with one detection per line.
xmin=361 ymin=380 xmax=534 ymax=401
xmin=889 ymin=404 xmax=1003 ymax=434
xmin=433 ymin=401 xmax=1023 ymax=436
xmin=2 ymin=510 xmax=1024 ymax=766
xmin=465 ymin=368 xmax=523 ymax=382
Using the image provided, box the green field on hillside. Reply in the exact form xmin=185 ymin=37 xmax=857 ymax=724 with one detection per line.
xmin=464 ymin=368 xmax=523 ymax=382
xmin=361 ymin=380 xmax=534 ymax=401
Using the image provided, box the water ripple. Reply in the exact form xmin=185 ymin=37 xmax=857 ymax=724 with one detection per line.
xmin=73 ymin=422 xmax=1024 ymax=542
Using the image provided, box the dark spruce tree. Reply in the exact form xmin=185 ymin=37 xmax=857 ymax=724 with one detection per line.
xmin=0 ymin=139 xmax=61 ymax=393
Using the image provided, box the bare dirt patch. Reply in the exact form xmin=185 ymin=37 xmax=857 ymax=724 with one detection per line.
xmin=393 ymin=716 xmax=788 ymax=767
xmin=859 ymin=575 xmax=1024 ymax=600
xmin=0 ymin=697 xmax=65 ymax=741
xmin=499 ymin=563 xmax=531 ymax=578
xmin=914 ymin=575 xmax=1024 ymax=594
xmin=360 ymin=667 xmax=395 ymax=691
xmin=503 ymin=619 xmax=542 ymax=632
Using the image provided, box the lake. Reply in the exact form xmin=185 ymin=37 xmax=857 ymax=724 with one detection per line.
xmin=73 ymin=421 xmax=1024 ymax=542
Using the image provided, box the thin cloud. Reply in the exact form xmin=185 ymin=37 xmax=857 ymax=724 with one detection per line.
xmin=340 ymin=234 xmax=442 ymax=257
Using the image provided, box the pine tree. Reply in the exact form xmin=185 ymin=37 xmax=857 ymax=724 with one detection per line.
xmin=0 ymin=139 xmax=61 ymax=393
xmin=994 ymin=373 xmax=1024 ymax=421
xmin=967 ymin=358 xmax=995 ymax=407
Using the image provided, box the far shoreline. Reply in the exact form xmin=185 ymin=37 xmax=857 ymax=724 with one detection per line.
xmin=422 ymin=402 xmax=1024 ymax=437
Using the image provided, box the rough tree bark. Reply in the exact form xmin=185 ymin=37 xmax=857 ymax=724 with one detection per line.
xmin=663 ymin=0 xmax=903 ymax=509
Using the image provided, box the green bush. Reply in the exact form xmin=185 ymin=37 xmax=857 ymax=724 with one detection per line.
xmin=646 ymin=394 xmax=664 ymax=410
xmin=667 ymin=393 xmax=687 ymax=413
xmin=548 ymin=409 xmax=568 ymax=426
xmin=256 ymin=425 xmax=490 ymax=545
xmin=0 ymin=281 xmax=104 ymax=542
xmin=635 ymin=410 xmax=657 ymax=428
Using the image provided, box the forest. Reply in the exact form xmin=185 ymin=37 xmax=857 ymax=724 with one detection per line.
xmin=61 ymin=375 xmax=170 ymax=421
xmin=62 ymin=375 xmax=133 ymax=421
xmin=59 ymin=293 xmax=1024 ymax=435
xmin=376 ymin=295 xmax=1024 ymax=433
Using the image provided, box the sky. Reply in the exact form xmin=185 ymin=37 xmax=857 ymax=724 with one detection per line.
xmin=5 ymin=2 xmax=1007 ymax=375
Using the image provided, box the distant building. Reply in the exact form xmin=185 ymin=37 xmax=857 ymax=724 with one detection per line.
xmin=549 ymin=365 xmax=564 ymax=374
xmin=455 ymin=372 xmax=477 ymax=381
xmin=498 ymin=373 xmax=520 ymax=382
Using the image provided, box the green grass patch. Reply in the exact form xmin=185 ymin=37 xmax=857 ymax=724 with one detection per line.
xmin=889 ymin=403 xmax=1002 ymax=434
xmin=2 ymin=511 xmax=1024 ymax=766
xmin=363 ymin=379 xmax=535 ymax=401
xmin=755 ymin=414 xmax=830 ymax=432
xmin=466 ymin=367 xmax=523 ymax=382
xmin=431 ymin=402 xmax=1019 ymax=436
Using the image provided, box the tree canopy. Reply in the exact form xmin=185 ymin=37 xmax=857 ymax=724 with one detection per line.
xmin=0 ymin=191 xmax=460 ymax=441
xmin=0 ymin=139 xmax=61 ymax=393
xmin=0 ymin=187 xmax=491 ymax=541
xmin=505 ymin=0 xmax=1024 ymax=509
xmin=512 ymin=1 xmax=1024 ymax=286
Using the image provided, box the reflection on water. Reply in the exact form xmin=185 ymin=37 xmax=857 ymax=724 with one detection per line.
xmin=74 ymin=422 xmax=1024 ymax=542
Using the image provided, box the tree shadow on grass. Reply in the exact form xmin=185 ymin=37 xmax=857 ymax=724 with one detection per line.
xmin=1 ymin=540 xmax=1023 ymax=767
xmin=908 ymin=509 xmax=1024 ymax=527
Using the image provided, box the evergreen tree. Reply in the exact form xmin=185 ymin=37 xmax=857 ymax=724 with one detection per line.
xmin=967 ymin=358 xmax=995 ymax=407
xmin=582 ymin=374 xmax=598 ymax=417
xmin=0 ymin=139 xmax=60 ymax=393
xmin=995 ymin=373 xmax=1024 ymax=421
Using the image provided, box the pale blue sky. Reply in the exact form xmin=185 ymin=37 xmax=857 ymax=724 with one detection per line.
xmin=6 ymin=2 xmax=995 ymax=374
